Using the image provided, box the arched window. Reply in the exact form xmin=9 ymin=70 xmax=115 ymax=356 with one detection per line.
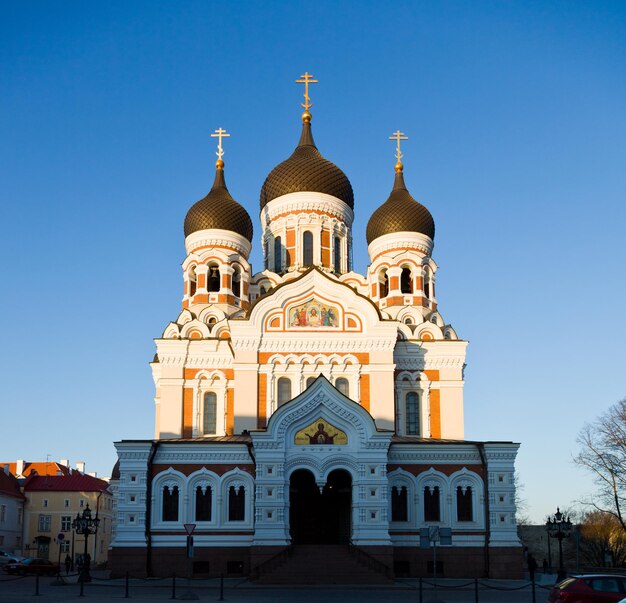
xmin=406 ymin=392 xmax=419 ymax=435
xmin=424 ymin=486 xmax=440 ymax=522
xmin=303 ymin=231 xmax=313 ymax=266
xmin=391 ymin=486 xmax=408 ymax=522
xmin=306 ymin=377 xmax=316 ymax=388
xmin=162 ymin=485 xmax=179 ymax=522
xmin=232 ymin=269 xmax=241 ymax=297
xmin=208 ymin=316 xmax=217 ymax=325
xmin=274 ymin=237 xmax=282 ymax=273
xmin=379 ymin=270 xmax=389 ymax=298
xmin=456 ymin=486 xmax=473 ymax=522
xmin=334 ymin=236 xmax=341 ymax=273
xmin=277 ymin=378 xmax=292 ymax=406
xmin=195 ymin=485 xmax=212 ymax=521
xmin=208 ymin=264 xmax=220 ymax=292
xmin=228 ymin=485 xmax=245 ymax=521
xmin=203 ymin=392 xmax=217 ymax=435
xmin=260 ymin=286 xmax=267 ymax=295
xmin=335 ymin=378 xmax=349 ymax=397
xmin=401 ymin=267 xmax=413 ymax=294
xmin=188 ymin=267 xmax=197 ymax=297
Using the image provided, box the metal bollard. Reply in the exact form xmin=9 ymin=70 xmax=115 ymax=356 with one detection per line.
xmin=218 ymin=573 xmax=224 ymax=601
xmin=34 ymin=573 xmax=41 ymax=596
xmin=419 ymin=576 xmax=423 ymax=603
xmin=171 ymin=574 xmax=176 ymax=600
xmin=79 ymin=577 xmax=85 ymax=597
xmin=125 ymin=571 xmax=130 ymax=598
xmin=475 ymin=577 xmax=479 ymax=602
xmin=532 ymin=576 xmax=536 ymax=603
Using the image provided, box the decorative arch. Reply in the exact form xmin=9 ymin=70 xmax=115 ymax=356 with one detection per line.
xmin=152 ymin=468 xmax=186 ymax=527
xmin=220 ymin=468 xmax=255 ymax=526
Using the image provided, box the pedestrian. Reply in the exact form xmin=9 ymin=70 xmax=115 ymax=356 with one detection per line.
xmin=65 ymin=554 xmax=72 ymax=575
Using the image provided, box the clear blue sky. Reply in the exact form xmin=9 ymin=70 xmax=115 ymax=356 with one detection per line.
xmin=1 ymin=1 xmax=625 ymax=523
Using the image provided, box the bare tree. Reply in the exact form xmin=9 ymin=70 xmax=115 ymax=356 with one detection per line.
xmin=579 ymin=510 xmax=626 ymax=567
xmin=575 ymin=398 xmax=626 ymax=532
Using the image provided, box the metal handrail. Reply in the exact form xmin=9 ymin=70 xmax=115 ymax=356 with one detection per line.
xmin=348 ymin=543 xmax=392 ymax=578
xmin=249 ymin=545 xmax=292 ymax=580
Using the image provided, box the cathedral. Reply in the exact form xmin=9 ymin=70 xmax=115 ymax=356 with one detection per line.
xmin=110 ymin=74 xmax=522 ymax=581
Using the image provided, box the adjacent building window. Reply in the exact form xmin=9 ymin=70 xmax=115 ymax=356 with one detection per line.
xmin=400 ymin=267 xmax=413 ymax=294
xmin=391 ymin=486 xmax=408 ymax=522
xmin=406 ymin=392 xmax=420 ymax=435
xmin=195 ymin=485 xmax=212 ymax=522
xmin=208 ymin=264 xmax=220 ymax=292
xmin=60 ymin=541 xmax=70 ymax=553
xmin=162 ymin=485 xmax=179 ymax=522
xmin=228 ymin=486 xmax=245 ymax=521
xmin=61 ymin=516 xmax=72 ymax=531
xmin=334 ymin=236 xmax=341 ymax=273
xmin=335 ymin=378 xmax=349 ymax=397
xmin=203 ymin=392 xmax=217 ymax=435
xmin=456 ymin=486 xmax=473 ymax=522
xmin=64 ymin=499 xmax=70 ymax=508
xmin=303 ymin=231 xmax=313 ymax=266
xmin=43 ymin=499 xmax=48 ymax=508
xmin=424 ymin=486 xmax=440 ymax=522
xmin=277 ymin=378 xmax=292 ymax=407
xmin=274 ymin=236 xmax=282 ymax=273
xmin=38 ymin=514 xmax=51 ymax=532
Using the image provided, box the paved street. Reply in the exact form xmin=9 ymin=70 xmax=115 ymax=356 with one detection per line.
xmin=0 ymin=574 xmax=553 ymax=602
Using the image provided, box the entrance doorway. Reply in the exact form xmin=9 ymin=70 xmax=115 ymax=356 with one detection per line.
xmin=289 ymin=469 xmax=352 ymax=544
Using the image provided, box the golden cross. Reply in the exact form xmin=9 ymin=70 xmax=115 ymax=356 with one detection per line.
xmin=296 ymin=72 xmax=318 ymax=111
xmin=389 ymin=130 xmax=408 ymax=162
xmin=210 ymin=127 xmax=230 ymax=161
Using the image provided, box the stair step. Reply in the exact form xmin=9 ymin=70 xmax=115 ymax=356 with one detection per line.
xmin=253 ymin=545 xmax=392 ymax=585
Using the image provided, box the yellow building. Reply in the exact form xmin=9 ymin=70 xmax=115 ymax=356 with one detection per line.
xmin=23 ymin=472 xmax=113 ymax=567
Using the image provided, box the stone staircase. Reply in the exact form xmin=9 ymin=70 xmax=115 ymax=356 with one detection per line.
xmin=252 ymin=544 xmax=392 ymax=585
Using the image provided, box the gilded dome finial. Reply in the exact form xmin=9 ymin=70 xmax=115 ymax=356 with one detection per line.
xmin=389 ymin=130 xmax=408 ymax=172
xmin=296 ymin=71 xmax=318 ymax=122
xmin=211 ymin=127 xmax=230 ymax=169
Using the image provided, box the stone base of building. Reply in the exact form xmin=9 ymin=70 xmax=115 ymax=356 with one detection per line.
xmin=393 ymin=546 xmax=524 ymax=579
xmin=110 ymin=545 xmax=523 ymax=580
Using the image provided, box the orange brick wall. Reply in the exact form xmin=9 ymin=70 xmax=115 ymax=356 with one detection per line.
xmin=258 ymin=374 xmax=267 ymax=428
xmin=182 ymin=388 xmax=194 ymax=438
xmin=226 ymin=388 xmax=234 ymax=435
xmin=430 ymin=389 xmax=441 ymax=438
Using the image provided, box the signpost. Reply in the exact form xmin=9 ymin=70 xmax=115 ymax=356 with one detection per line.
xmin=420 ymin=526 xmax=452 ymax=600
xmin=54 ymin=533 xmax=65 ymax=584
xmin=180 ymin=524 xmax=198 ymax=601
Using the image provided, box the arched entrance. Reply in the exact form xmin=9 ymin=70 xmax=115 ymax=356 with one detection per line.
xmin=289 ymin=468 xmax=352 ymax=544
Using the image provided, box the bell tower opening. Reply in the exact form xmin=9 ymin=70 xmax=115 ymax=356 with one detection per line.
xmin=289 ymin=468 xmax=352 ymax=545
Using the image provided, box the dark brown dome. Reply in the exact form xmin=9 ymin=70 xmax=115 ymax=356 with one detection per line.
xmin=111 ymin=460 xmax=120 ymax=480
xmin=260 ymin=121 xmax=354 ymax=210
xmin=366 ymin=170 xmax=435 ymax=244
xmin=184 ymin=167 xmax=253 ymax=242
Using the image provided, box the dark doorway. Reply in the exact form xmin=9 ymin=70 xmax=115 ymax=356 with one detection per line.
xmin=289 ymin=469 xmax=352 ymax=545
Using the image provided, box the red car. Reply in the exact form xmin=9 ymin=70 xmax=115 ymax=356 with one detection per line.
xmin=548 ymin=575 xmax=626 ymax=602
xmin=4 ymin=557 xmax=60 ymax=576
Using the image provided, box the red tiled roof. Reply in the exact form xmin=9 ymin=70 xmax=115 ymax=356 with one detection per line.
xmin=0 ymin=471 xmax=24 ymax=500
xmin=23 ymin=473 xmax=110 ymax=493
xmin=1 ymin=462 xmax=70 ymax=477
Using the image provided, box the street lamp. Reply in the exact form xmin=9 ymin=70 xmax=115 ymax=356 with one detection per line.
xmin=546 ymin=507 xmax=572 ymax=581
xmin=72 ymin=505 xmax=100 ymax=583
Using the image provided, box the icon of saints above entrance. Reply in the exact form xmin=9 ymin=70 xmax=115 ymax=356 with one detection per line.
xmin=294 ymin=419 xmax=348 ymax=445
xmin=288 ymin=299 xmax=339 ymax=328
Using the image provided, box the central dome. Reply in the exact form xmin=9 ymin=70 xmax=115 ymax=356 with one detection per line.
xmin=260 ymin=119 xmax=354 ymax=210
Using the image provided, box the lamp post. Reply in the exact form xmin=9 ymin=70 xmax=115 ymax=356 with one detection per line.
xmin=72 ymin=505 xmax=100 ymax=583
xmin=546 ymin=507 xmax=572 ymax=582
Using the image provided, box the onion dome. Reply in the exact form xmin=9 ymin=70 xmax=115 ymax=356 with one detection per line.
xmin=184 ymin=160 xmax=253 ymax=242
xmin=366 ymin=164 xmax=435 ymax=244
xmin=260 ymin=114 xmax=354 ymax=210
xmin=111 ymin=460 xmax=120 ymax=480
